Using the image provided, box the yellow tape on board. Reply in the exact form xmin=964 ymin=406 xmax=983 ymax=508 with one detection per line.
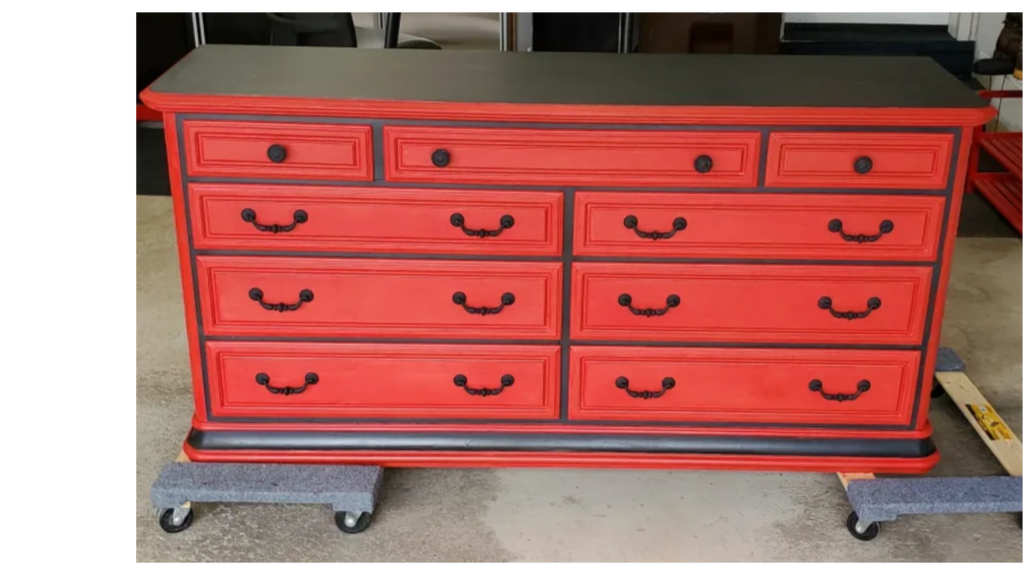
xmin=966 ymin=404 xmax=1013 ymax=441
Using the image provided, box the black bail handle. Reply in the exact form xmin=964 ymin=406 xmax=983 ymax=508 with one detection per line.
xmin=615 ymin=376 xmax=677 ymax=399
xmin=255 ymin=372 xmax=319 ymax=395
xmin=249 ymin=288 xmax=314 ymax=312
xmin=828 ymin=219 xmax=894 ymax=243
xmin=618 ymin=293 xmax=681 ymax=316
xmin=450 ymin=213 xmax=515 ymax=238
xmin=241 ymin=208 xmax=308 ymax=233
xmin=818 ymin=296 xmax=881 ymax=320
xmin=808 ymin=379 xmax=871 ymax=402
xmin=453 ymin=374 xmax=514 ymax=397
xmin=452 ymin=291 xmax=515 ymax=316
xmin=623 ymin=215 xmax=688 ymax=240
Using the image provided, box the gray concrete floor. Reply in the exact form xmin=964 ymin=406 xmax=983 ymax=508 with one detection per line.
xmin=137 ymin=195 xmax=1022 ymax=561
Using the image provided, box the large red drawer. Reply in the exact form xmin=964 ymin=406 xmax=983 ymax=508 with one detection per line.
xmin=569 ymin=346 xmax=919 ymax=426
xmin=571 ymin=262 xmax=931 ymax=345
xmin=196 ymin=256 xmax=562 ymax=339
xmin=384 ymin=126 xmax=760 ymax=187
xmin=573 ymin=191 xmax=945 ymax=261
xmin=183 ymin=120 xmax=373 ymax=181
xmin=207 ymin=341 xmax=560 ymax=419
xmin=765 ymin=132 xmax=954 ymax=190
xmin=188 ymin=183 xmax=563 ymax=256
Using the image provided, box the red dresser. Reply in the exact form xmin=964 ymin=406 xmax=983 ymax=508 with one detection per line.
xmin=142 ymin=46 xmax=993 ymax=474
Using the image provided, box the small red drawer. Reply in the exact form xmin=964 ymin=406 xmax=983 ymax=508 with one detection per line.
xmin=189 ymin=183 xmax=563 ymax=256
xmin=207 ymin=341 xmax=560 ymax=420
xmin=385 ymin=126 xmax=760 ymax=187
xmin=574 ymin=191 xmax=945 ymax=261
xmin=183 ymin=120 xmax=373 ymax=181
xmin=571 ymin=262 xmax=931 ymax=345
xmin=765 ymin=132 xmax=954 ymax=190
xmin=569 ymin=346 xmax=919 ymax=426
xmin=196 ymin=256 xmax=562 ymax=339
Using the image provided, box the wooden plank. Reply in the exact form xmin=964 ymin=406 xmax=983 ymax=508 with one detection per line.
xmin=935 ymin=371 xmax=1023 ymax=476
xmin=838 ymin=472 xmax=876 ymax=490
xmin=175 ymin=450 xmax=190 ymax=463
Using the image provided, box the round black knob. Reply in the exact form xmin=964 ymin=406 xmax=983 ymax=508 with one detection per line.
xmin=294 ymin=210 xmax=309 ymax=224
xmin=672 ymin=217 xmax=688 ymax=231
xmin=817 ymin=296 xmax=833 ymax=310
xmin=453 ymin=374 xmax=468 ymax=387
xmin=618 ymin=294 xmax=633 ymax=307
xmin=623 ymin=215 xmax=639 ymax=229
xmin=694 ymin=155 xmax=713 ymax=173
xmin=249 ymin=288 xmax=264 ymax=301
xmin=298 ymin=289 xmax=315 ymax=303
xmin=857 ymin=380 xmax=872 ymax=392
xmin=255 ymin=373 xmax=270 ymax=385
xmin=267 ymin=144 xmax=287 ymax=163
xmin=452 ymin=292 xmax=467 ymax=305
xmin=241 ymin=208 xmax=257 ymax=222
xmin=450 ymin=213 xmax=465 ymax=227
xmin=305 ymin=372 xmax=320 ymax=385
xmin=879 ymin=220 xmax=894 ymax=234
xmin=666 ymin=294 xmax=681 ymax=308
xmin=866 ymin=297 xmax=882 ymax=310
xmin=499 ymin=215 xmax=515 ymax=229
xmin=854 ymin=156 xmax=873 ymax=174
xmin=615 ymin=376 xmax=630 ymax=389
xmin=661 ymin=377 xmax=676 ymax=390
xmin=827 ymin=219 xmax=843 ymax=233
xmin=500 ymin=293 xmax=516 ymax=306
xmin=431 ymin=149 xmax=451 ymax=168
xmin=500 ymin=374 xmax=515 ymax=387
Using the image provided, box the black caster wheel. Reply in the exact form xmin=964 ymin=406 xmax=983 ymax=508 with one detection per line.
xmin=846 ymin=511 xmax=879 ymax=541
xmin=158 ymin=508 xmax=193 ymax=533
xmin=335 ymin=511 xmax=372 ymax=534
xmin=930 ymin=381 xmax=946 ymax=398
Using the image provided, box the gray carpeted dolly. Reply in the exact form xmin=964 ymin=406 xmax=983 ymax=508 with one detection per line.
xmin=838 ymin=347 xmax=1023 ymax=541
xmin=150 ymin=460 xmax=384 ymax=534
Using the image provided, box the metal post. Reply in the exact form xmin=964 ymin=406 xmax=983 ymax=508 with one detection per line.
xmin=499 ymin=13 xmax=512 ymax=51
xmin=196 ymin=9 xmax=206 ymax=44
xmin=384 ymin=13 xmax=401 ymax=49
xmin=617 ymin=13 xmax=634 ymax=54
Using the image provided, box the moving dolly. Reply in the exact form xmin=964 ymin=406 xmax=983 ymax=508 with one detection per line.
xmin=839 ymin=347 xmax=1023 ymax=540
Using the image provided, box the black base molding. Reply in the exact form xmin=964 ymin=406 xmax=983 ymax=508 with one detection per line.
xmin=187 ymin=429 xmax=936 ymax=459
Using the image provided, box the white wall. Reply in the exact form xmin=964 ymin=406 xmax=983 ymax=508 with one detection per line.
xmin=784 ymin=13 xmax=949 ymax=25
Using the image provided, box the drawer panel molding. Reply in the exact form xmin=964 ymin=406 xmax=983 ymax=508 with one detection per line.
xmin=207 ymin=341 xmax=561 ymax=419
xmin=571 ymin=262 xmax=932 ymax=344
xmin=189 ymin=184 xmax=563 ymax=255
xmin=385 ymin=126 xmax=761 ymax=187
xmin=197 ymin=256 xmax=562 ymax=339
xmin=183 ymin=120 xmax=373 ymax=181
xmin=574 ymin=191 xmax=946 ymax=261
xmin=569 ymin=346 xmax=920 ymax=426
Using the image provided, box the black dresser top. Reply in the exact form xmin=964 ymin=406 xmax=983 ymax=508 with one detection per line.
xmin=149 ymin=44 xmax=988 ymax=109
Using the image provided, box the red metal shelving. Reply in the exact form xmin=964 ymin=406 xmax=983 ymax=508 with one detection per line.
xmin=967 ymin=90 xmax=1023 ymax=234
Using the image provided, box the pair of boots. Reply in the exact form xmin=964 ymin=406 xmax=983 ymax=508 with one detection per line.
xmin=998 ymin=11 xmax=1023 ymax=79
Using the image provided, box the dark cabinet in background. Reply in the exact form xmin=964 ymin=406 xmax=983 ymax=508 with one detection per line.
xmin=636 ymin=13 xmax=782 ymax=54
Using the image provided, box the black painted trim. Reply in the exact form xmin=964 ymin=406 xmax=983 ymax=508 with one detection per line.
xmin=187 ymin=428 xmax=937 ymax=458
xmin=176 ymin=112 xmax=963 ymax=435
xmin=194 ymin=249 xmax=939 ymax=267
xmin=908 ymin=127 xmax=961 ymax=429
xmin=186 ymin=175 xmax=952 ymax=196
xmin=370 ymin=122 xmax=384 ymax=181
xmin=182 ymin=113 xmax=962 ymax=133
xmin=560 ymin=188 xmax=575 ymax=420
xmin=176 ymin=116 xmax=214 ymax=419
xmin=201 ymin=334 xmax=921 ymax=351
